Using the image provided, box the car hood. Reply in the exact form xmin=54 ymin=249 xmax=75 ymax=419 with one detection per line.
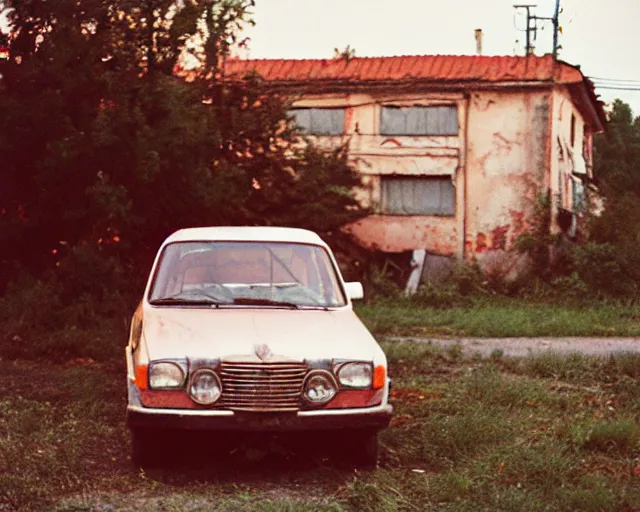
xmin=141 ymin=306 xmax=378 ymax=362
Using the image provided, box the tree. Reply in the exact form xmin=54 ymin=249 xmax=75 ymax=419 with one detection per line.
xmin=581 ymin=100 xmax=640 ymax=295
xmin=0 ymin=0 xmax=366 ymax=297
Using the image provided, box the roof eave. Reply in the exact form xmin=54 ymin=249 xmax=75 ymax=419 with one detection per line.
xmin=223 ymin=76 xmax=559 ymax=92
xmin=567 ymin=81 xmax=606 ymax=133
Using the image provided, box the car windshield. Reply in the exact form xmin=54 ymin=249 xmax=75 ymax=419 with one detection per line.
xmin=148 ymin=241 xmax=347 ymax=308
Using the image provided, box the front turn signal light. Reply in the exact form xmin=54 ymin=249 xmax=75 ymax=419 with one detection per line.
xmin=373 ymin=365 xmax=386 ymax=389
xmin=134 ymin=364 xmax=149 ymax=390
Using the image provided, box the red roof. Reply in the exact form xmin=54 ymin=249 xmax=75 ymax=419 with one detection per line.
xmin=219 ymin=54 xmax=605 ymax=131
xmin=224 ymin=54 xmax=584 ymax=85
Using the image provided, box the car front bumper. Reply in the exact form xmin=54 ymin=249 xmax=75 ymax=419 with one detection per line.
xmin=126 ymin=403 xmax=393 ymax=432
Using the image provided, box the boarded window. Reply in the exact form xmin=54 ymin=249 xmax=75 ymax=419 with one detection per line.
xmin=381 ymin=105 xmax=458 ymax=136
xmin=289 ymin=108 xmax=345 ymax=135
xmin=381 ymin=176 xmax=455 ymax=216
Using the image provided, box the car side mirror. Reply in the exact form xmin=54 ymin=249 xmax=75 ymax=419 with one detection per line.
xmin=344 ymin=282 xmax=364 ymax=301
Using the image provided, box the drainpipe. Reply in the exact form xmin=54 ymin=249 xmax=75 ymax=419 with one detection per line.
xmin=460 ymin=92 xmax=472 ymax=261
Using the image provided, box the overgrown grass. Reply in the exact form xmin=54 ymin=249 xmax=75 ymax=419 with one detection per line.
xmin=2 ymin=344 xmax=640 ymax=511
xmin=55 ymin=493 xmax=346 ymax=512
xmin=3 ymin=293 xmax=640 ymax=364
xmin=355 ymin=298 xmax=640 ymax=338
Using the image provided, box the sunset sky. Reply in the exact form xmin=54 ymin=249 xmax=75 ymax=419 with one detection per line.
xmin=1 ymin=1 xmax=638 ymax=114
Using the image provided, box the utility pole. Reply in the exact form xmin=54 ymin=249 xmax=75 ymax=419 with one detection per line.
xmin=513 ymin=1 xmax=562 ymax=58
xmin=514 ymin=4 xmax=537 ymax=55
xmin=552 ymin=0 xmax=561 ymax=58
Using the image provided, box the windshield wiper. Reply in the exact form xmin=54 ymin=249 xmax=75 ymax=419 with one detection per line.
xmin=149 ymin=297 xmax=223 ymax=307
xmin=232 ymin=297 xmax=301 ymax=309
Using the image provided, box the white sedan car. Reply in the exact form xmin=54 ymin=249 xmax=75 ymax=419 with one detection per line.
xmin=125 ymin=226 xmax=393 ymax=467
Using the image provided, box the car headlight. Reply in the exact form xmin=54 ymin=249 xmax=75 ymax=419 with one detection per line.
xmin=337 ymin=362 xmax=373 ymax=389
xmin=189 ymin=369 xmax=222 ymax=405
xmin=149 ymin=361 xmax=185 ymax=389
xmin=303 ymin=370 xmax=337 ymax=404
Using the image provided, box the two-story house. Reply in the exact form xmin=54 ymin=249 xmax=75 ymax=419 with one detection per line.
xmin=224 ymin=54 xmax=606 ymax=274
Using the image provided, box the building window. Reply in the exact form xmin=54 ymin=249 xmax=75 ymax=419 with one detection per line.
xmin=380 ymin=105 xmax=458 ymax=136
xmin=289 ymin=108 xmax=345 ymax=135
xmin=380 ymin=176 xmax=455 ymax=216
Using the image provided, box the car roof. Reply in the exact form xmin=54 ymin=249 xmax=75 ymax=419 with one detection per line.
xmin=162 ymin=226 xmax=328 ymax=248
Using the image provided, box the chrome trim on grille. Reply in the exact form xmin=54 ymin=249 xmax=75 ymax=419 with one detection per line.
xmin=219 ymin=361 xmax=308 ymax=412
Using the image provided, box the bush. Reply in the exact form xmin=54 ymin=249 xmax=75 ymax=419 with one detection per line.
xmin=547 ymin=272 xmax=591 ymax=300
xmin=572 ymin=242 xmax=638 ymax=297
xmin=54 ymin=243 xmax=138 ymax=318
xmin=410 ymin=281 xmax=474 ymax=309
xmin=0 ymin=245 xmax=134 ymax=361
xmin=0 ymin=273 xmax=64 ymax=330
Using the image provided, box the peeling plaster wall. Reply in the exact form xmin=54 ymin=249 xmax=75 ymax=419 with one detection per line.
xmin=293 ymin=92 xmax=465 ymax=256
xmin=346 ymin=215 xmax=457 ymax=253
xmin=464 ymin=90 xmax=550 ymax=264
xmin=291 ymin=89 xmax=570 ymax=264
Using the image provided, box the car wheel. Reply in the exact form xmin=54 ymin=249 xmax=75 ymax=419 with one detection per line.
xmin=131 ymin=427 xmax=160 ymax=468
xmin=340 ymin=429 xmax=379 ymax=469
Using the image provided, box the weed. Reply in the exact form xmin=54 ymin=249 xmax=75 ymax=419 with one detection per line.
xmin=582 ymin=419 xmax=640 ymax=454
xmin=505 ymin=352 xmax=640 ymax=384
xmin=463 ymin=365 xmax=554 ymax=409
xmin=612 ymin=375 xmax=640 ymax=413
xmin=472 ymin=441 xmax=582 ymax=494
xmin=430 ymin=470 xmax=473 ymax=502
xmin=489 ymin=349 xmax=504 ymax=362
xmin=389 ymin=405 xmax=514 ymax=464
xmin=409 ymin=281 xmax=474 ymax=309
xmin=552 ymin=485 xmax=616 ymax=512
xmin=512 ymin=352 xmax=598 ymax=380
xmin=445 ymin=343 xmax=463 ymax=361
xmin=346 ymin=477 xmax=399 ymax=512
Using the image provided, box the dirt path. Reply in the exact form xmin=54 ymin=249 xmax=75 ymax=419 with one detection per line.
xmin=387 ymin=336 xmax=640 ymax=358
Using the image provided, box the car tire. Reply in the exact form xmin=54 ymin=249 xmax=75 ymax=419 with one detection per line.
xmin=341 ymin=429 xmax=379 ymax=469
xmin=131 ymin=427 xmax=160 ymax=468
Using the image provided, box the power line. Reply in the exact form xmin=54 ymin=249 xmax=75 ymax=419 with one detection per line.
xmin=590 ymin=85 xmax=640 ymax=92
xmin=586 ymin=75 xmax=640 ymax=91
xmin=588 ymin=77 xmax=640 ymax=85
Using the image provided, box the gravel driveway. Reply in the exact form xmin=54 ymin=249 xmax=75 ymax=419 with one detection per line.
xmin=387 ymin=336 xmax=640 ymax=358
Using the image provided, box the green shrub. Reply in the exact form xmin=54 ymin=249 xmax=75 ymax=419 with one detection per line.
xmin=54 ymin=244 xmax=135 ymax=313
xmin=0 ymin=273 xmax=64 ymax=330
xmin=548 ymin=272 xmax=590 ymax=300
xmin=410 ymin=282 xmax=474 ymax=309
xmin=514 ymin=193 xmax=555 ymax=279
xmin=572 ymin=242 xmax=638 ymax=298
xmin=362 ymin=259 xmax=404 ymax=300
xmin=0 ymin=245 xmax=132 ymax=361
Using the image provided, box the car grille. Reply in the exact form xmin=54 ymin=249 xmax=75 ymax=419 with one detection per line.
xmin=219 ymin=361 xmax=308 ymax=412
